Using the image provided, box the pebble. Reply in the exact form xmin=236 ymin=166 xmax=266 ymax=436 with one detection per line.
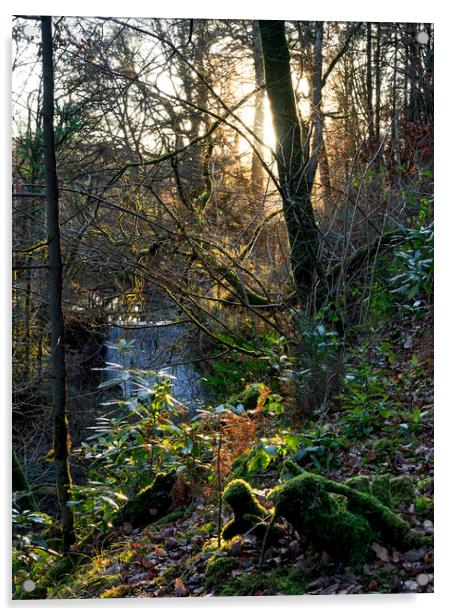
xmin=423 ymin=520 xmax=434 ymax=534
xmin=165 ymin=537 xmax=178 ymax=549
xmin=404 ymin=580 xmax=419 ymax=592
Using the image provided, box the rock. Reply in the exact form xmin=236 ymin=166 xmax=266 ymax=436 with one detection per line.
xmin=403 ymin=580 xmax=419 ymax=593
xmin=165 ymin=537 xmax=178 ymax=550
xmin=423 ymin=520 xmax=434 ymax=534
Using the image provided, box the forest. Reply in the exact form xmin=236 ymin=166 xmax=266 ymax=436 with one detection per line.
xmin=12 ymin=16 xmax=434 ymax=599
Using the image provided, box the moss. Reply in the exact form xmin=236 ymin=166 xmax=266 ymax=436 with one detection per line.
xmin=417 ymin=477 xmax=434 ymax=493
xmin=218 ymin=563 xmax=316 ymax=596
xmin=152 ymin=508 xmax=184 ymax=527
xmin=228 ymin=384 xmax=262 ymax=410
xmin=113 ymin=471 xmax=176 ymax=528
xmin=370 ymin=474 xmax=392 ymax=506
xmin=346 ymin=474 xmax=414 ymax=508
xmin=272 ymin=474 xmax=374 ymax=565
xmin=323 ymin=477 xmax=431 ymax=549
xmin=390 ymin=476 xmax=415 ymax=506
xmin=282 ymin=459 xmax=305 ymax=478
xmin=270 ymin=472 xmax=431 ymax=565
xmin=345 ymin=475 xmax=372 ymax=494
xmin=206 ymin=555 xmax=236 ymax=578
xmin=221 ymin=479 xmax=269 ymax=540
xmin=415 ymin=496 xmax=434 ymax=519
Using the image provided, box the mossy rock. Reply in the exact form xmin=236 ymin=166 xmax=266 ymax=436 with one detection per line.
xmin=113 ymin=471 xmax=176 ymax=528
xmin=221 ymin=479 xmax=269 ymax=540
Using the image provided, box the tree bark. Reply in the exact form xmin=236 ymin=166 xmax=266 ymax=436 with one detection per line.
xmin=251 ymin=21 xmax=265 ymax=199
xmin=41 ymin=16 xmax=75 ymax=553
xmin=258 ymin=20 xmax=322 ymax=306
xmin=12 ymin=450 xmax=37 ymax=512
xmin=374 ymin=23 xmax=381 ymax=143
xmin=366 ymin=23 xmax=375 ymax=141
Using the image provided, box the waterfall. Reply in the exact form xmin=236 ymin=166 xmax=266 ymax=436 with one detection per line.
xmin=104 ymin=317 xmax=205 ymax=410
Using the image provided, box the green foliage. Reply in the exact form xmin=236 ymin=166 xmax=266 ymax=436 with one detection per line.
xmin=415 ymin=496 xmax=434 ymax=519
xmin=12 ymin=508 xmax=57 ymax=599
xmin=390 ymin=213 xmax=433 ymax=310
xmin=71 ymin=343 xmax=213 ymax=536
xmin=285 ymin=309 xmax=341 ymax=408
xmin=232 ymin=425 xmax=349 ymax=482
xmin=204 ymin=328 xmax=287 ymax=400
xmin=338 ymin=352 xmax=402 ymax=438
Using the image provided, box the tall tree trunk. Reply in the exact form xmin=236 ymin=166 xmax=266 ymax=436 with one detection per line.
xmin=12 ymin=449 xmax=37 ymax=512
xmin=391 ymin=27 xmax=401 ymax=167
xmin=41 ymin=16 xmax=75 ymax=553
xmin=251 ymin=21 xmax=265 ymax=200
xmin=307 ymin=21 xmax=324 ymax=189
xmin=366 ymin=23 xmax=375 ymax=141
xmin=258 ymin=20 xmax=322 ymax=307
xmin=374 ymin=23 xmax=381 ymax=143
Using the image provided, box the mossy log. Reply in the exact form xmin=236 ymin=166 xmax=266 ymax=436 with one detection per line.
xmin=272 ymin=472 xmax=430 ymax=557
xmin=272 ymin=473 xmax=374 ymax=565
xmin=345 ymin=474 xmax=415 ymax=508
xmin=112 ymin=471 xmax=177 ymax=529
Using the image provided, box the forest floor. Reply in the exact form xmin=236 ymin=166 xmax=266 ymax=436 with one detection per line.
xmin=50 ymin=306 xmax=434 ymax=599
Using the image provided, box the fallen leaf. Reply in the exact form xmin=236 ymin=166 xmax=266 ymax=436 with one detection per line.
xmin=372 ymin=542 xmax=390 ymax=562
xmin=174 ymin=577 xmax=188 ymax=597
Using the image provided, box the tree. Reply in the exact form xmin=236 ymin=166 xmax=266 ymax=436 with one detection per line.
xmin=41 ymin=15 xmax=75 ymax=553
xmin=258 ymin=20 xmax=322 ymax=307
